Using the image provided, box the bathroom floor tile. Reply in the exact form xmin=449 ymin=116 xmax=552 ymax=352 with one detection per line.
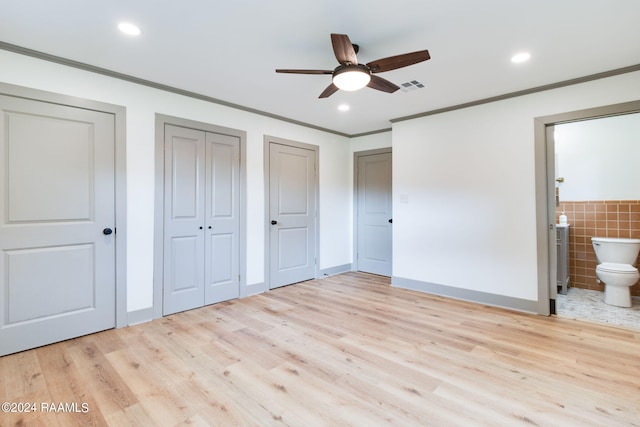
xmin=556 ymin=287 xmax=640 ymax=330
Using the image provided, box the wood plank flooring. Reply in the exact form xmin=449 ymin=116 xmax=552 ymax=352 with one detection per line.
xmin=1 ymin=272 xmax=639 ymax=426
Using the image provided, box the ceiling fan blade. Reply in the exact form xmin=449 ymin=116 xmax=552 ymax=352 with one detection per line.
xmin=319 ymin=83 xmax=339 ymax=98
xmin=367 ymin=75 xmax=400 ymax=93
xmin=366 ymin=50 xmax=431 ymax=73
xmin=331 ymin=33 xmax=358 ymax=65
xmin=276 ymin=69 xmax=333 ymax=74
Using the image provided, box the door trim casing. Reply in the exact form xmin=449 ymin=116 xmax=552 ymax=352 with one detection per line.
xmin=533 ymin=99 xmax=640 ymax=315
xmin=353 ymin=147 xmax=392 ymax=274
xmin=0 ymin=81 xmax=128 ymax=328
xmin=154 ymin=114 xmax=247 ymax=319
xmin=263 ymin=135 xmax=319 ymax=289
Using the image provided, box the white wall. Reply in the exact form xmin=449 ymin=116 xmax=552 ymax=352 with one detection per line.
xmin=350 ymin=131 xmax=392 ymax=153
xmin=0 ymin=50 xmax=353 ymax=313
xmin=555 ymin=113 xmax=640 ymax=201
xmin=393 ymin=71 xmax=640 ymax=301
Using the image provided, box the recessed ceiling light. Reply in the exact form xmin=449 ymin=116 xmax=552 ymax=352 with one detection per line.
xmin=511 ymin=52 xmax=531 ymax=63
xmin=338 ymin=104 xmax=350 ymax=112
xmin=118 ymin=22 xmax=141 ymax=36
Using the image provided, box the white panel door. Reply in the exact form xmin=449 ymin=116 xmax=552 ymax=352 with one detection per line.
xmin=204 ymin=132 xmax=240 ymax=305
xmin=357 ymin=152 xmax=392 ymax=276
xmin=0 ymin=95 xmax=115 ymax=356
xmin=163 ymin=125 xmax=239 ymax=315
xmin=163 ymin=125 xmax=206 ymax=315
xmin=269 ymin=143 xmax=316 ymax=289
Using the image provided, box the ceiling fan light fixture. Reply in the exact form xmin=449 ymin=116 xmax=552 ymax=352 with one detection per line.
xmin=276 ymin=34 xmax=429 ymax=98
xmin=333 ymin=65 xmax=371 ymax=91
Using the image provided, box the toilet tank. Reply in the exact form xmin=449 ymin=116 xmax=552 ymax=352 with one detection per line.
xmin=591 ymin=237 xmax=640 ymax=265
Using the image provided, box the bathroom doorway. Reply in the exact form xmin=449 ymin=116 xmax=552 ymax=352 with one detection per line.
xmin=535 ymin=100 xmax=640 ymax=329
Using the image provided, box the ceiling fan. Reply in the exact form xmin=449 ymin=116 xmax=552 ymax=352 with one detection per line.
xmin=276 ymin=33 xmax=430 ymax=98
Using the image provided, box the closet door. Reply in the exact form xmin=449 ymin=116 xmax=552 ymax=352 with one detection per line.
xmin=163 ymin=125 xmax=206 ymax=315
xmin=163 ymin=125 xmax=240 ymax=315
xmin=204 ymin=132 xmax=240 ymax=305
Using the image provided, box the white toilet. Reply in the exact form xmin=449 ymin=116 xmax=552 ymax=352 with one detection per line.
xmin=591 ymin=237 xmax=640 ymax=307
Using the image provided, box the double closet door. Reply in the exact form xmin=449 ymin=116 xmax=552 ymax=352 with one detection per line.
xmin=163 ymin=125 xmax=240 ymax=315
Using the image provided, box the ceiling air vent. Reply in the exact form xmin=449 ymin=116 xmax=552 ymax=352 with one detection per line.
xmin=399 ymin=80 xmax=425 ymax=93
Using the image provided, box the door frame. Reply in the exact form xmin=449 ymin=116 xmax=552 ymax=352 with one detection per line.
xmin=353 ymin=147 xmax=392 ymax=275
xmin=534 ymin=99 xmax=640 ymax=315
xmin=0 ymin=82 xmax=128 ymax=328
xmin=153 ymin=114 xmax=246 ymax=318
xmin=263 ymin=135 xmax=319 ymax=289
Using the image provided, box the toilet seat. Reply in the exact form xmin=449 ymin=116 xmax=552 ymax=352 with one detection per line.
xmin=597 ymin=262 xmax=638 ymax=274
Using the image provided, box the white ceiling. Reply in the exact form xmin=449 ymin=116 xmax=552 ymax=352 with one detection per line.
xmin=1 ymin=0 xmax=639 ymax=136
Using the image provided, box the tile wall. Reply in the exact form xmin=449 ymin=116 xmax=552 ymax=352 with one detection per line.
xmin=556 ymin=200 xmax=640 ymax=296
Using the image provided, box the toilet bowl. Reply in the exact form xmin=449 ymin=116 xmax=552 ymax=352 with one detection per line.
xmin=595 ymin=263 xmax=639 ymax=307
xmin=591 ymin=237 xmax=640 ymax=308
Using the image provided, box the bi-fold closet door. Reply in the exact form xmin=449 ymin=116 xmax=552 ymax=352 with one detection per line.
xmin=163 ymin=124 xmax=240 ymax=315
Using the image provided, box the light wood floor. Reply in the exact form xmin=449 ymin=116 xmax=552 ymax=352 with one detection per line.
xmin=1 ymin=272 xmax=639 ymax=426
